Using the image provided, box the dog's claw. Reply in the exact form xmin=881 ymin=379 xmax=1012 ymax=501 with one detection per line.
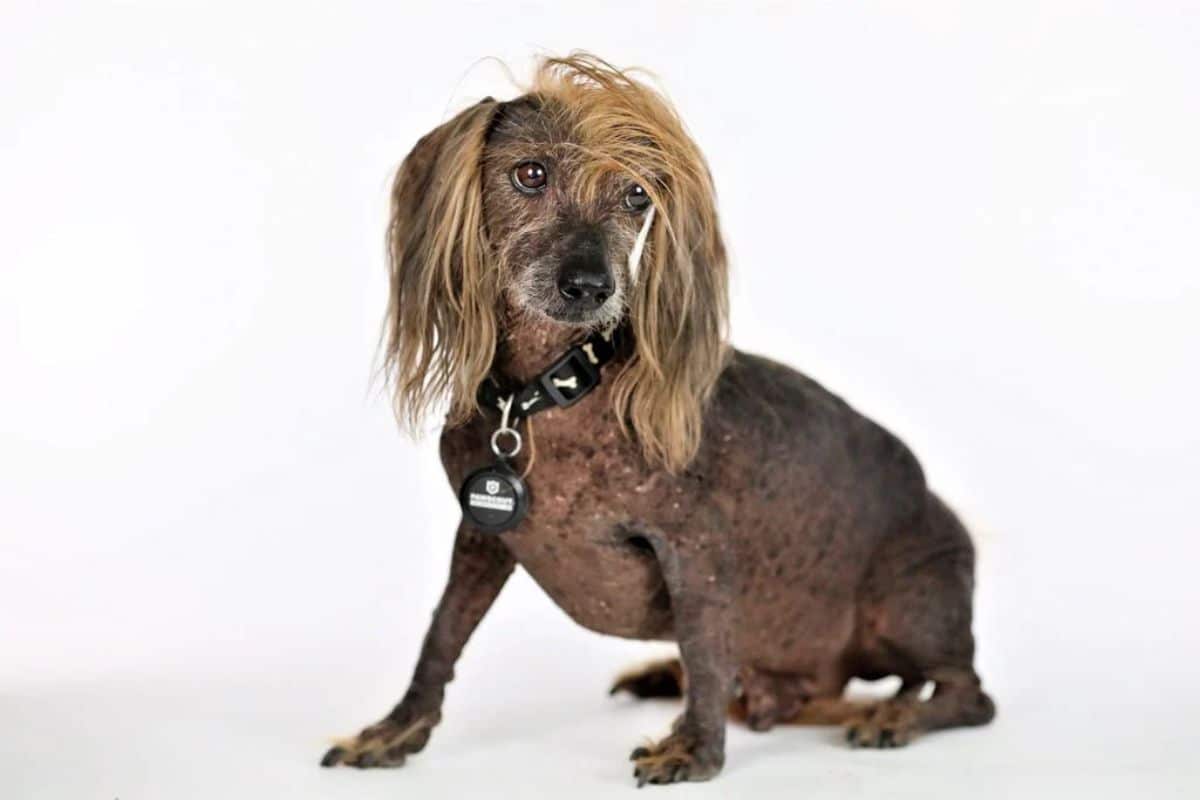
xmin=844 ymin=703 xmax=917 ymax=749
xmin=320 ymin=746 xmax=345 ymax=767
xmin=629 ymin=730 xmax=721 ymax=786
xmin=321 ymin=711 xmax=439 ymax=769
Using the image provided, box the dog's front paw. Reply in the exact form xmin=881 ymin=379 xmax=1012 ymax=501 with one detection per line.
xmin=629 ymin=730 xmax=723 ymax=787
xmin=320 ymin=709 xmax=441 ymax=769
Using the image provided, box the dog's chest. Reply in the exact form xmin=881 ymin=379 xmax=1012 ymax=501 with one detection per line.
xmin=506 ymin=513 xmax=674 ymax=640
xmin=508 ymin=428 xmax=681 ymax=639
xmin=441 ymin=411 xmax=682 ymax=640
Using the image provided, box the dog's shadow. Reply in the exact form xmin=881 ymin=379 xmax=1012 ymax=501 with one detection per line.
xmin=443 ymin=689 xmax=857 ymax=782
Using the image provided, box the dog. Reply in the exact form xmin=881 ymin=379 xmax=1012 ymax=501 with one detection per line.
xmin=321 ymin=53 xmax=995 ymax=786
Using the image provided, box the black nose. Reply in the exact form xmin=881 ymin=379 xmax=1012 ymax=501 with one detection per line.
xmin=557 ymin=232 xmax=613 ymax=307
xmin=558 ymin=266 xmax=613 ymax=306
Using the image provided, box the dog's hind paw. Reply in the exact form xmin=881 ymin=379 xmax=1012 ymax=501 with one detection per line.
xmin=844 ymin=702 xmax=918 ymax=749
xmin=320 ymin=710 xmax=440 ymax=769
xmin=630 ymin=730 xmax=722 ymax=787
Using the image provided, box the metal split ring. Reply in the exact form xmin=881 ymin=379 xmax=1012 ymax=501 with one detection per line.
xmin=490 ymin=427 xmax=522 ymax=458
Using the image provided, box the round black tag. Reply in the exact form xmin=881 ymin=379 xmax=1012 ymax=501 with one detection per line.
xmin=459 ymin=462 xmax=529 ymax=533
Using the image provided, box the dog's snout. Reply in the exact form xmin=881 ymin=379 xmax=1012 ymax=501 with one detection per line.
xmin=557 ymin=230 xmax=613 ymax=307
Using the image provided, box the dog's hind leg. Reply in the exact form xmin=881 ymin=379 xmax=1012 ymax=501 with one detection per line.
xmin=320 ymin=524 xmax=515 ymax=768
xmin=844 ymin=666 xmax=994 ymax=748
xmin=613 ymin=660 xmax=857 ymax=731
xmin=845 ymin=495 xmax=996 ymax=748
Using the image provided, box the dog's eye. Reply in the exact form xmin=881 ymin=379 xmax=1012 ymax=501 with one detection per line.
xmin=624 ymin=183 xmax=651 ymax=212
xmin=512 ymin=161 xmax=548 ymax=193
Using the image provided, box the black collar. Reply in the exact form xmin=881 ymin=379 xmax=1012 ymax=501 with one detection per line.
xmin=478 ymin=328 xmax=622 ymax=423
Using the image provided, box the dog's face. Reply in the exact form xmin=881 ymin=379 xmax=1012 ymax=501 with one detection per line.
xmin=383 ymin=55 xmax=729 ymax=471
xmin=482 ymin=97 xmax=654 ymax=328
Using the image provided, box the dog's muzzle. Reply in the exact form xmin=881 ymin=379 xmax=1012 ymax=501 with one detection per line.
xmin=556 ymin=228 xmax=613 ymax=308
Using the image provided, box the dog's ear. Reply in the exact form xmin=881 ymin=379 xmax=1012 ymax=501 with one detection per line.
xmin=382 ymin=97 xmax=501 ymax=432
xmin=613 ymin=159 xmax=730 ymax=473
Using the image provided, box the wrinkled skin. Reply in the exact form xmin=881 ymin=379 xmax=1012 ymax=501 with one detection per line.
xmin=323 ymin=95 xmax=995 ymax=785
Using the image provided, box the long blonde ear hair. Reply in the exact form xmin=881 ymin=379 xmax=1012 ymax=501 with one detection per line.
xmin=385 ymin=57 xmax=729 ymax=473
xmin=534 ymin=55 xmax=731 ymax=473
xmin=382 ymin=98 xmax=500 ymax=433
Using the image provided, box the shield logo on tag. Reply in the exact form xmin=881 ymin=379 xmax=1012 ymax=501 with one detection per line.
xmin=460 ymin=463 xmax=529 ymax=533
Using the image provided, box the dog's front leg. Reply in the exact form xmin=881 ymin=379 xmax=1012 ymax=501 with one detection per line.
xmin=630 ymin=528 xmax=736 ymax=786
xmin=321 ymin=523 xmax=515 ymax=768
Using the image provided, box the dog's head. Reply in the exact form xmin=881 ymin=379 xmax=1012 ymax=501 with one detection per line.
xmin=384 ymin=54 xmax=728 ymax=471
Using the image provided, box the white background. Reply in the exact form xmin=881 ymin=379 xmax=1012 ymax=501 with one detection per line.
xmin=3 ymin=1 xmax=1199 ymax=797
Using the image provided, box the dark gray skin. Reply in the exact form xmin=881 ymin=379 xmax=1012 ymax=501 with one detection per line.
xmin=322 ymin=96 xmax=995 ymax=785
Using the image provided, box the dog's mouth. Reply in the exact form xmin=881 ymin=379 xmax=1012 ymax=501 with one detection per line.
xmin=541 ymin=301 xmax=619 ymax=326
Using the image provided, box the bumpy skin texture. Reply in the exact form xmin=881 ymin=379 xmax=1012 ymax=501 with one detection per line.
xmin=323 ymin=319 xmax=996 ymax=781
